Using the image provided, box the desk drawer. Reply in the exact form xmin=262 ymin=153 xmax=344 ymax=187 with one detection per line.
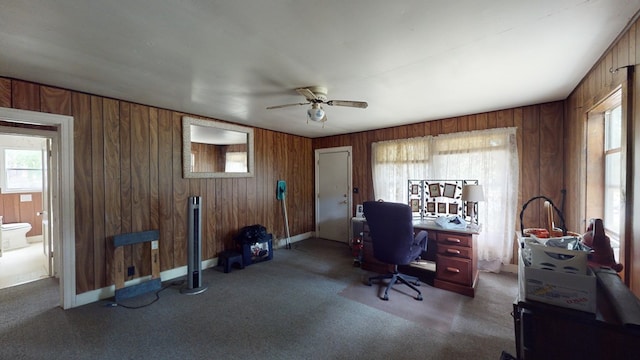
xmin=437 ymin=232 xmax=472 ymax=248
xmin=437 ymin=244 xmax=472 ymax=259
xmin=436 ymin=255 xmax=472 ymax=286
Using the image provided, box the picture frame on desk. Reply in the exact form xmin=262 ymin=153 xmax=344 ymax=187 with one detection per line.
xmin=443 ymin=183 xmax=457 ymax=198
xmin=428 ymin=183 xmax=441 ymax=197
xmin=426 ymin=202 xmax=436 ymax=213
xmin=449 ymin=203 xmax=458 ymax=214
xmin=410 ymin=199 xmax=420 ymax=212
xmin=466 ymin=202 xmax=474 ymax=218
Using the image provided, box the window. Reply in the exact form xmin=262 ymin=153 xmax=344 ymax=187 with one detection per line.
xmin=585 ymin=88 xmax=622 ymax=262
xmin=371 ymin=128 xmax=519 ymax=271
xmin=225 ymin=152 xmax=248 ymax=173
xmin=3 ymin=148 xmax=43 ymax=193
xmin=604 ymin=105 xmax=621 ymax=241
xmin=371 ymin=137 xmax=430 ymax=201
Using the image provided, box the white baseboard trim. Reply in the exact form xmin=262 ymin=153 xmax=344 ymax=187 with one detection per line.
xmin=74 ymin=232 xmax=317 ymax=308
xmin=27 ymin=235 xmax=43 ymax=243
xmin=74 ymin=257 xmax=220 ymax=308
xmin=501 ymin=263 xmax=518 ymax=274
xmin=272 ymin=232 xmax=314 ymax=249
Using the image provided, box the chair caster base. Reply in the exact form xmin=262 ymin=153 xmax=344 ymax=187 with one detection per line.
xmin=416 ymin=294 xmax=423 ymax=301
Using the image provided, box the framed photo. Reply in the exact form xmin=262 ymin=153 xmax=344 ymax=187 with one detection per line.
xmin=410 ymin=199 xmax=420 ymax=212
xmin=411 ymin=184 xmax=419 ymax=195
xmin=466 ymin=202 xmax=475 ymax=217
xmin=437 ymin=202 xmax=447 ymax=214
xmin=426 ymin=202 xmax=436 ymax=213
xmin=449 ymin=203 xmax=458 ymax=214
xmin=428 ymin=183 xmax=441 ymax=197
xmin=443 ymin=183 xmax=457 ymax=198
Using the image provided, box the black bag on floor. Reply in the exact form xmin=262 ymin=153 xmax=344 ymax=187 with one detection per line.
xmin=234 ymin=224 xmax=269 ymax=245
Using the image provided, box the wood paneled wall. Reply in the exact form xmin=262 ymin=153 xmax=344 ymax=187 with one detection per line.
xmin=0 ymin=77 xmax=314 ymax=294
xmin=564 ymin=17 xmax=640 ymax=293
xmin=0 ymin=192 xmax=43 ymax=236
xmin=313 ymin=102 xmax=565 ymax=264
xmin=7 ymin=15 xmax=638 ymax=292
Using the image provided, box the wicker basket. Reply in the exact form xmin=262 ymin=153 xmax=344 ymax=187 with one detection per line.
xmin=520 ymin=195 xmax=579 ymax=238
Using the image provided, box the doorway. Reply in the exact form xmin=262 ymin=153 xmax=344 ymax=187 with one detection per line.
xmin=0 ymin=107 xmax=75 ymax=309
xmin=315 ymin=146 xmax=352 ymax=243
xmin=0 ymin=133 xmax=51 ymax=289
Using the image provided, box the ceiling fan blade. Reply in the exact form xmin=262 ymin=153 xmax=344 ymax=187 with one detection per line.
xmin=266 ymin=102 xmax=308 ymax=110
xmin=326 ymin=100 xmax=368 ymax=109
xmin=296 ymin=87 xmax=318 ymax=101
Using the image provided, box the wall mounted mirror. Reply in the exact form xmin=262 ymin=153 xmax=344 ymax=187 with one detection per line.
xmin=182 ymin=116 xmax=254 ymax=178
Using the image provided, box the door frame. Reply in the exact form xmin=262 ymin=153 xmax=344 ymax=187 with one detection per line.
xmin=42 ymin=138 xmax=53 ymax=276
xmin=314 ymin=146 xmax=352 ymax=240
xmin=0 ymin=107 xmax=75 ymax=309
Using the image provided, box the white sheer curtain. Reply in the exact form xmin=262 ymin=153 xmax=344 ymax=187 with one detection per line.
xmin=371 ymin=137 xmax=430 ymax=202
xmin=371 ymin=128 xmax=519 ymax=271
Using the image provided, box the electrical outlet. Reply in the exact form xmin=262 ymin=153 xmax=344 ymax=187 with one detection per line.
xmin=127 ymin=266 xmax=135 ymax=276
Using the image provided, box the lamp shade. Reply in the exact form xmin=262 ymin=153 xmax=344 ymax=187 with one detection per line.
xmin=462 ymin=184 xmax=484 ymax=202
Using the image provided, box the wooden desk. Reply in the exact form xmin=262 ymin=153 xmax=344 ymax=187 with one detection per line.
xmin=353 ymin=218 xmax=479 ymax=297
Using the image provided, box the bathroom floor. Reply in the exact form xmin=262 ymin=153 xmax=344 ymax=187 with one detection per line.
xmin=0 ymin=241 xmax=49 ymax=289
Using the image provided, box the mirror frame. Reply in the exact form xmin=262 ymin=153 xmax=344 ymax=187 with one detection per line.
xmin=182 ymin=116 xmax=255 ymax=178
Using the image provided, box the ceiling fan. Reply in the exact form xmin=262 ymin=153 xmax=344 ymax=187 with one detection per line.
xmin=266 ymin=86 xmax=368 ymax=124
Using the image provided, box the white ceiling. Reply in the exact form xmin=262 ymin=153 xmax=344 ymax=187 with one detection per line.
xmin=1 ymin=1 xmax=639 ymax=138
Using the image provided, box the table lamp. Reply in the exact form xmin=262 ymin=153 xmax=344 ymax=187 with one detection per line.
xmin=462 ymin=184 xmax=484 ymax=227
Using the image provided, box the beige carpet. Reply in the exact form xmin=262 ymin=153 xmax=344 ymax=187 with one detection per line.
xmin=338 ymin=276 xmax=464 ymax=333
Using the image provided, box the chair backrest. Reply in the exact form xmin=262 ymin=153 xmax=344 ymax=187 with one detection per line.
xmin=363 ymin=201 xmax=418 ymax=265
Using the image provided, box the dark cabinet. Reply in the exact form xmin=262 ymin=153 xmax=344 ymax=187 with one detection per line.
xmin=513 ymin=271 xmax=640 ymax=359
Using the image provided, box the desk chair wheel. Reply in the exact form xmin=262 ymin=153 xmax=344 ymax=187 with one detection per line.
xmin=416 ymin=294 xmax=423 ymax=301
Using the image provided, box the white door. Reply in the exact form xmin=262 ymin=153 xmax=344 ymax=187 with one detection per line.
xmin=316 ymin=147 xmax=352 ymax=243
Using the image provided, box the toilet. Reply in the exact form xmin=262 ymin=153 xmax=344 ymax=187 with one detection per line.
xmin=1 ymin=222 xmax=32 ymax=251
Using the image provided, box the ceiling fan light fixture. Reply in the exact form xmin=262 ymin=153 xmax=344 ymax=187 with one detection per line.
xmin=267 ymin=86 xmax=365 ymax=125
xmin=307 ymin=103 xmax=325 ymax=122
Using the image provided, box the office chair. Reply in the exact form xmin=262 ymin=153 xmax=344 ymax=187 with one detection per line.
xmin=363 ymin=201 xmax=428 ymax=301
